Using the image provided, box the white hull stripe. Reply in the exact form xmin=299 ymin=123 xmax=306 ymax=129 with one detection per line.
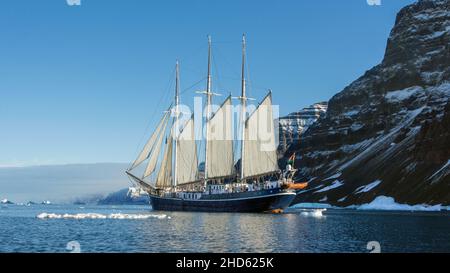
xmin=150 ymin=192 xmax=296 ymax=202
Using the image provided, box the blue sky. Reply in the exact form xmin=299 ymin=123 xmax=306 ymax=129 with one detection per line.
xmin=0 ymin=0 xmax=416 ymax=166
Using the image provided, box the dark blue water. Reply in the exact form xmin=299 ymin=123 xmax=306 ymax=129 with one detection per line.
xmin=1 ymin=204 xmax=449 ymax=253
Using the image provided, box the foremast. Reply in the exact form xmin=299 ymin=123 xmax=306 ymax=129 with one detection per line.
xmin=173 ymin=60 xmax=180 ymax=188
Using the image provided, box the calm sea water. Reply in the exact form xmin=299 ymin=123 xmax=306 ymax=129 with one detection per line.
xmin=0 ymin=204 xmax=449 ymax=253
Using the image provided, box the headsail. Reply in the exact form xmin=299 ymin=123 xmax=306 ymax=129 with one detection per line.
xmin=143 ymin=115 xmax=170 ymax=179
xmin=130 ymin=111 xmax=170 ymax=170
xmin=176 ymin=116 xmax=198 ymax=185
xmin=155 ymin=130 xmax=174 ymax=188
xmin=242 ymin=92 xmax=278 ymax=178
xmin=206 ymin=96 xmax=235 ymax=178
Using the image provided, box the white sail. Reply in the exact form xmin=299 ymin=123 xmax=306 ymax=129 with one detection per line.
xmin=176 ymin=117 xmax=198 ymax=185
xmin=243 ymin=93 xmax=278 ymax=178
xmin=143 ymin=115 xmax=170 ymax=178
xmin=155 ymin=131 xmax=173 ymax=188
xmin=130 ymin=111 xmax=169 ymax=170
xmin=206 ymin=96 xmax=235 ymax=179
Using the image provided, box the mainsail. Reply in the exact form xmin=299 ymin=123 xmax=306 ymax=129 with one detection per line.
xmin=176 ymin=116 xmax=198 ymax=184
xmin=155 ymin=130 xmax=174 ymax=188
xmin=130 ymin=111 xmax=170 ymax=170
xmin=206 ymin=96 xmax=234 ymax=178
xmin=242 ymin=92 xmax=278 ymax=178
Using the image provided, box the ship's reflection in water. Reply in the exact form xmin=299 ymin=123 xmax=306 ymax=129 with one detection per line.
xmin=132 ymin=208 xmax=450 ymax=253
xmin=2 ymin=205 xmax=450 ymax=252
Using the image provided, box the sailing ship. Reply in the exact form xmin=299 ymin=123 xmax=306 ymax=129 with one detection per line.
xmin=126 ymin=35 xmax=306 ymax=213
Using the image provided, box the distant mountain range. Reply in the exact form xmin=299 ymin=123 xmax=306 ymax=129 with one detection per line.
xmin=283 ymin=0 xmax=450 ymax=206
xmin=0 ymin=163 xmax=130 ymax=203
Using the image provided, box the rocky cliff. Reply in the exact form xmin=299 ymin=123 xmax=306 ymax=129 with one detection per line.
xmin=288 ymin=0 xmax=450 ymax=206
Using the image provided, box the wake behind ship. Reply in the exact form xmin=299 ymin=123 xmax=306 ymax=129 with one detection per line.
xmin=126 ymin=35 xmax=306 ymax=213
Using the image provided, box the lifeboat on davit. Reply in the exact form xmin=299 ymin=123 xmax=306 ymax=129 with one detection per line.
xmin=282 ymin=182 xmax=308 ymax=191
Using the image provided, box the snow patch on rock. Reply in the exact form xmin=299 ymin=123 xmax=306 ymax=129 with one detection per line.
xmin=385 ymin=86 xmax=423 ymax=102
xmin=315 ymin=180 xmax=344 ymax=193
xmin=354 ymin=180 xmax=382 ymax=194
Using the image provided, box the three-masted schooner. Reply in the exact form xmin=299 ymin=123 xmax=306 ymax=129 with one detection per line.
xmin=126 ymin=35 xmax=304 ymax=213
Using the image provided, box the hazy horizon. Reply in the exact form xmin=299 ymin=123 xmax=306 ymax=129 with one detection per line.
xmin=0 ymin=163 xmax=131 ymax=203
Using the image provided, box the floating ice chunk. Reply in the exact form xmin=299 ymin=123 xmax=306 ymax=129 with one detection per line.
xmin=109 ymin=213 xmax=168 ymax=220
xmin=357 ymin=196 xmax=442 ymax=211
xmin=300 ymin=209 xmax=326 ymax=218
xmin=37 ymin=213 xmax=170 ymax=220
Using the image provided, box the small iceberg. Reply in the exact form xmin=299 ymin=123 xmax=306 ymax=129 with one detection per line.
xmin=1 ymin=199 xmax=14 ymax=205
xmin=357 ymin=196 xmax=443 ymax=211
xmin=300 ymin=209 xmax=326 ymax=218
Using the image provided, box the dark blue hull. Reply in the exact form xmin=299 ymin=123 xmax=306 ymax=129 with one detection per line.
xmin=150 ymin=189 xmax=296 ymax=212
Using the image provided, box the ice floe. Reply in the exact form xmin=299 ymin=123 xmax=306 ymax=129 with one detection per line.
xmin=1 ymin=199 xmax=13 ymax=204
xmin=37 ymin=212 xmax=170 ymax=220
xmin=300 ymin=209 xmax=326 ymax=218
xmin=357 ymin=196 xmax=443 ymax=211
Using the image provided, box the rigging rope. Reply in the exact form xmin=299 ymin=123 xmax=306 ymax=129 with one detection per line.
xmin=128 ymin=66 xmax=175 ymax=170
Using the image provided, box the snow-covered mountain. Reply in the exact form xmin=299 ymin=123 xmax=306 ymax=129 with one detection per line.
xmin=278 ymin=102 xmax=327 ymax=152
xmin=97 ymin=187 xmax=150 ymax=205
xmin=287 ymin=0 xmax=450 ymax=206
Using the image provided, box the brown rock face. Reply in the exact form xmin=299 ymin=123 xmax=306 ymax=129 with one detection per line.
xmin=287 ymin=0 xmax=450 ymax=206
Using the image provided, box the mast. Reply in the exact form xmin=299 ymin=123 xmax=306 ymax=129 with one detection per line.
xmin=174 ymin=60 xmax=180 ymax=188
xmin=204 ymin=35 xmax=212 ymax=186
xmin=240 ymin=34 xmax=247 ymax=181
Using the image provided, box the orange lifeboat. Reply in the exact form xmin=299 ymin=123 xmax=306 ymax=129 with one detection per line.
xmin=285 ymin=182 xmax=308 ymax=190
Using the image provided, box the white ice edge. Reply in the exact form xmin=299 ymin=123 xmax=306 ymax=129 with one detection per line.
xmin=37 ymin=212 xmax=171 ymax=220
xmin=299 ymin=209 xmax=327 ymax=218
xmin=290 ymin=196 xmax=448 ymax=212
xmin=289 ymin=203 xmax=333 ymax=209
xmin=356 ymin=196 xmax=444 ymax=211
